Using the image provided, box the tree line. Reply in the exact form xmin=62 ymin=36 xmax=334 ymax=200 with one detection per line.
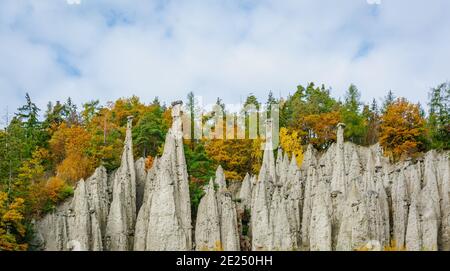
xmin=0 ymin=82 xmax=449 ymax=250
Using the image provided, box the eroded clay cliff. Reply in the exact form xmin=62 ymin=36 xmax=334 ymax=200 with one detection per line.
xmin=34 ymin=111 xmax=450 ymax=251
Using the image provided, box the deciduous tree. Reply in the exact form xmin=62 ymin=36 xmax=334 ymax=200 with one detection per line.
xmin=380 ymin=98 xmax=427 ymax=161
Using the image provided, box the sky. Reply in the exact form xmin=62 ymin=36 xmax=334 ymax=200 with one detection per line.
xmin=1 ymin=0 xmax=449 ymax=123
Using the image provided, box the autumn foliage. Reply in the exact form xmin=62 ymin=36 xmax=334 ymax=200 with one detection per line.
xmin=0 ymin=84 xmax=448 ymax=250
xmin=0 ymin=192 xmax=28 ymax=251
xmin=49 ymin=123 xmax=95 ymax=183
xmin=380 ymin=98 xmax=427 ymax=161
xmin=279 ymin=128 xmax=304 ymax=166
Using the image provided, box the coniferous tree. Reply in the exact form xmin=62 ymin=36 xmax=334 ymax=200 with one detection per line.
xmin=341 ymin=84 xmax=366 ymax=144
xmin=382 ymin=90 xmax=395 ymax=113
xmin=428 ymin=83 xmax=450 ymax=149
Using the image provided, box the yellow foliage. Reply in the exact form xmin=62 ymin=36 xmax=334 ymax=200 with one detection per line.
xmin=56 ymin=153 xmax=95 ymax=185
xmin=17 ymin=148 xmax=49 ymax=186
xmin=214 ymin=240 xmax=224 ymax=251
xmin=279 ymin=127 xmax=304 ymax=167
xmin=0 ymin=192 xmax=28 ymax=251
xmin=27 ymin=181 xmax=49 ymax=217
xmin=50 ymin=123 xmax=95 ymax=183
xmin=205 ymin=138 xmax=261 ymax=180
xmin=383 ymin=240 xmax=406 ymax=251
xmin=198 ymin=241 xmax=224 ymax=251
xmin=45 ymin=177 xmax=66 ymax=203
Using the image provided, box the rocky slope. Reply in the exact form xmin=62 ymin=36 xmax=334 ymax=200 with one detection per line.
xmin=33 ymin=108 xmax=449 ymax=251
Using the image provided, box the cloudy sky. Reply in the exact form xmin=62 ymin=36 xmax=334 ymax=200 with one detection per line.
xmin=0 ymin=0 xmax=449 ymax=121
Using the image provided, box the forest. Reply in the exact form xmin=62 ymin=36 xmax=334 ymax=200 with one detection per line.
xmin=0 ymin=82 xmax=449 ymax=251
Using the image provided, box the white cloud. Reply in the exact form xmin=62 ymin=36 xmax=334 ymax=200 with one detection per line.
xmin=0 ymin=0 xmax=449 ymax=121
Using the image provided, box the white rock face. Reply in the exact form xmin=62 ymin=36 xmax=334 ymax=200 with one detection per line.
xmin=133 ymin=101 xmax=192 ymax=251
xmin=105 ymin=116 xmax=137 ymax=251
xmin=34 ymin=119 xmax=450 ymax=251
xmin=194 ymin=167 xmax=240 ymax=251
xmin=309 ymin=180 xmax=332 ymax=251
xmin=246 ymin=124 xmax=449 ymax=251
xmin=195 ymin=179 xmax=221 ymax=250
xmin=238 ymin=173 xmax=252 ymax=210
xmin=133 ymin=157 xmax=158 ymax=251
xmin=34 ymin=170 xmax=109 ymax=251
xmin=336 ymin=182 xmax=368 ymax=251
xmin=135 ymin=158 xmax=147 ymax=211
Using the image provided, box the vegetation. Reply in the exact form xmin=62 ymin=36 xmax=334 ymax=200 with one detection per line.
xmin=0 ymin=81 xmax=449 ymax=250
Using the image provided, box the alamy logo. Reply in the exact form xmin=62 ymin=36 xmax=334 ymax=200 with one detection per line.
xmin=173 ymin=97 xmax=279 ymax=151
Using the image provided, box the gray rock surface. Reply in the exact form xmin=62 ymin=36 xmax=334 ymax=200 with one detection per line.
xmin=195 ymin=179 xmax=221 ymax=250
xmin=133 ymin=102 xmax=192 ymax=250
xmin=35 ymin=118 xmax=450 ymax=251
xmin=135 ymin=158 xmax=147 ymax=211
xmin=105 ymin=116 xmax=137 ymax=251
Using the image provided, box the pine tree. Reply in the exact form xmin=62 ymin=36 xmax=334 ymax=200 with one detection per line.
xmin=81 ymin=100 xmax=100 ymax=125
xmin=427 ymin=83 xmax=450 ymax=149
xmin=382 ymin=90 xmax=395 ymax=113
xmin=341 ymin=84 xmax=366 ymax=144
xmin=15 ymin=93 xmax=43 ymax=157
xmin=362 ymin=99 xmax=380 ymax=145
xmin=133 ymin=104 xmax=168 ymax=158
xmin=63 ymin=97 xmax=80 ymax=126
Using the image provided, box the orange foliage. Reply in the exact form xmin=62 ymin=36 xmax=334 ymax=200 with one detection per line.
xmin=145 ymin=155 xmax=155 ymax=170
xmin=45 ymin=177 xmax=66 ymax=203
xmin=380 ymin=98 xmax=427 ymax=161
xmin=49 ymin=123 xmax=95 ymax=183
xmin=301 ymin=111 xmax=341 ymax=149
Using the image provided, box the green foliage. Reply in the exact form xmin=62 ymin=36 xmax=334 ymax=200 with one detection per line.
xmin=133 ymin=103 xmax=168 ymax=158
xmin=382 ymin=90 xmax=395 ymax=113
xmin=43 ymin=101 xmax=65 ymax=130
xmin=42 ymin=199 xmax=56 ymax=214
xmin=244 ymin=93 xmax=261 ymax=111
xmin=81 ymin=100 xmax=101 ymax=124
xmin=341 ymin=84 xmax=366 ymax=144
xmin=362 ymin=99 xmax=380 ymax=145
xmin=184 ymin=143 xmax=216 ymax=181
xmin=241 ymin=208 xmax=251 ymax=236
xmin=58 ymin=185 xmax=74 ymax=200
xmin=189 ymin=180 xmax=206 ymax=222
xmin=184 ymin=142 xmax=215 ymax=221
xmin=428 ymin=83 xmax=450 ymax=150
xmin=1 ymin=84 xmax=449 ymax=250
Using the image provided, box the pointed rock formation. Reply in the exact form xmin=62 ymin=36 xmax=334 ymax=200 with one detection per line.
xmin=133 ymin=101 xmax=192 ymax=250
xmin=331 ymin=123 xmax=347 ymax=194
xmin=34 ymin=176 xmax=106 ymax=251
xmin=195 ymin=167 xmax=240 ymax=251
xmin=309 ymin=180 xmax=332 ymax=251
xmin=270 ymin=187 xmax=297 ymax=250
xmin=135 ymin=157 xmax=147 ymax=211
xmin=195 ymin=179 xmax=221 ymax=250
xmin=238 ymin=173 xmax=252 ymax=210
xmin=251 ymin=168 xmax=272 ymax=250
xmin=34 ymin=113 xmax=450 ymax=252
xmin=336 ymin=182 xmax=368 ymax=251
xmin=406 ymin=198 xmax=422 ymax=251
xmin=133 ymin=157 xmax=158 ymax=251
xmin=105 ymin=116 xmax=137 ymax=251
